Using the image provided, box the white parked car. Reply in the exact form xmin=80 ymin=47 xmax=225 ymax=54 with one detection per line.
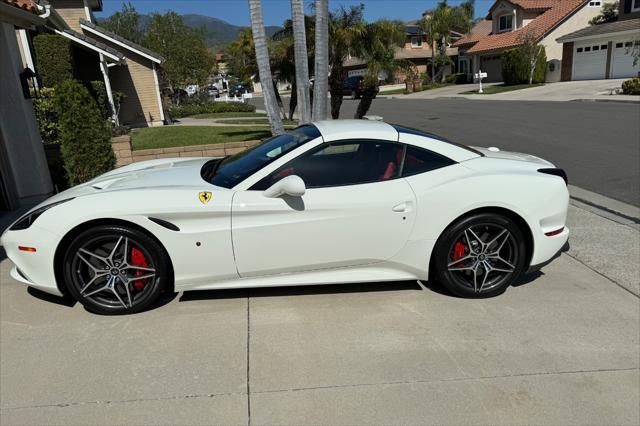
xmin=1 ymin=120 xmax=569 ymax=314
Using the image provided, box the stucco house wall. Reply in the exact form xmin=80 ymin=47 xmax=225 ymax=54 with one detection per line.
xmin=540 ymin=3 xmax=603 ymax=61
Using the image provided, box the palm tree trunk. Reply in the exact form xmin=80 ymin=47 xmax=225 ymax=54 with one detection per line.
xmin=249 ymin=0 xmax=285 ymax=135
xmin=272 ymin=81 xmax=287 ymax=120
xmin=440 ymin=34 xmax=447 ymax=83
xmin=329 ymin=63 xmax=344 ymax=119
xmin=312 ymin=0 xmax=329 ymax=121
xmin=291 ymin=0 xmax=311 ymax=124
xmin=354 ymin=84 xmax=377 ymax=119
xmin=289 ymin=79 xmax=298 ymax=120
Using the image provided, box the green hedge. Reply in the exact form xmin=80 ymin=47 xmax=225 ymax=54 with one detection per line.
xmin=53 ymin=80 xmax=115 ymax=185
xmin=168 ymin=101 xmax=256 ymax=118
xmin=501 ymin=46 xmax=547 ymax=86
xmin=33 ymin=87 xmax=60 ymax=145
xmin=621 ymin=78 xmax=640 ymax=95
xmin=33 ymin=34 xmax=74 ymax=87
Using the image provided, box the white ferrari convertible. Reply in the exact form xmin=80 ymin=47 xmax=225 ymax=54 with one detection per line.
xmin=1 ymin=120 xmax=569 ymax=314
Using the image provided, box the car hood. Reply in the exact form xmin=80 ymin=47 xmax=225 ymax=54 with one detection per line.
xmin=44 ymin=157 xmax=223 ymax=204
xmin=470 ymin=146 xmax=554 ymax=167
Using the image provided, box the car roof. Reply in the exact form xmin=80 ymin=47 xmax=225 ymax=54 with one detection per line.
xmin=312 ymin=120 xmax=398 ymax=142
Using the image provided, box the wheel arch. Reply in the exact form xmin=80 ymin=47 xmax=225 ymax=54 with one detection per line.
xmin=428 ymin=206 xmax=534 ymax=277
xmin=53 ymin=218 xmax=175 ymax=295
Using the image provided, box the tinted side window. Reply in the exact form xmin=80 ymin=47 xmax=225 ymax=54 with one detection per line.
xmin=402 ymin=146 xmax=455 ymax=177
xmin=251 ymin=140 xmax=404 ymax=190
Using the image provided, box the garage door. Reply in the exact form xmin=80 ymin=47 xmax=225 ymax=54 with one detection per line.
xmin=611 ymin=41 xmax=639 ymax=79
xmin=573 ymin=43 xmax=607 ymax=80
xmin=480 ymin=55 xmax=503 ymax=82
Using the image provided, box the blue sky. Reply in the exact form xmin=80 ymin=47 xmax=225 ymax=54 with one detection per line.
xmin=97 ymin=0 xmax=493 ymax=26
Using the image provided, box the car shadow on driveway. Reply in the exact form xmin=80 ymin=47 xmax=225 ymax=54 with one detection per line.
xmin=180 ymin=280 xmax=423 ymax=302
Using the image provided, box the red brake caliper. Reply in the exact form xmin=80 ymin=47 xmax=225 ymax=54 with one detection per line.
xmin=130 ymin=247 xmax=149 ymax=290
xmin=452 ymin=241 xmax=467 ymax=265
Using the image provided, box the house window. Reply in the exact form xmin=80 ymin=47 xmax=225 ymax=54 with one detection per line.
xmin=411 ymin=36 xmax=422 ymax=48
xmin=633 ymin=0 xmax=640 ymax=12
xmin=498 ymin=14 xmax=513 ymax=32
xmin=588 ymin=1 xmax=601 ymax=6
xmin=625 ymin=41 xmax=633 ymax=47
xmin=584 ymin=46 xmax=591 ymax=51
xmin=593 ymin=45 xmax=599 ymax=50
xmin=577 ymin=47 xmax=583 ymax=52
xmin=601 ymin=44 xmax=607 ymax=50
xmin=616 ymin=42 xmax=623 ymax=48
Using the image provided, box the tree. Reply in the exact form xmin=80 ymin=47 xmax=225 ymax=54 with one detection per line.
xmin=312 ymin=0 xmax=329 ymax=121
xmin=249 ymin=0 xmax=285 ymax=135
xmin=590 ymin=1 xmax=619 ymax=25
xmin=225 ymin=28 xmax=256 ymax=83
xmin=101 ymin=2 xmax=144 ymax=44
xmin=420 ymin=12 xmax=437 ymax=82
xmin=429 ymin=0 xmax=474 ymax=82
xmin=291 ymin=0 xmax=311 ymax=124
xmin=32 ymin=34 xmax=73 ymax=87
xmin=144 ymin=12 xmax=215 ymax=89
xmin=517 ymin=30 xmax=545 ymax=85
xmin=328 ymin=4 xmax=365 ymax=118
xmin=352 ymin=20 xmax=406 ymax=119
xmin=52 ymin=80 xmax=115 ymax=185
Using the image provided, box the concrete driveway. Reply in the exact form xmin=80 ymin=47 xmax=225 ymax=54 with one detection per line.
xmin=1 ymin=198 xmax=639 ymax=425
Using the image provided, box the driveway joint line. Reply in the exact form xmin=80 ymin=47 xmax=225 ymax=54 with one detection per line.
xmin=564 ymin=252 xmax=640 ymax=298
xmin=250 ymin=367 xmax=640 ymax=395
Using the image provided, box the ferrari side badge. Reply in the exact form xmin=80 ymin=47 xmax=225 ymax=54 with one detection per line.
xmin=199 ymin=191 xmax=212 ymax=204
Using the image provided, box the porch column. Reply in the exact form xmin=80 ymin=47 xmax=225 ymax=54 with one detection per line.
xmin=98 ymin=53 xmax=118 ymax=125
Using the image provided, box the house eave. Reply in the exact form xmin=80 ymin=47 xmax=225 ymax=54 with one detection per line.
xmin=80 ymin=21 xmax=164 ymax=64
xmin=0 ymin=1 xmax=46 ymax=28
xmin=557 ymin=28 xmax=640 ymax=43
xmin=54 ymin=29 xmax=125 ymax=64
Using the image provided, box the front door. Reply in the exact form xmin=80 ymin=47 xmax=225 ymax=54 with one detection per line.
xmin=231 ymin=140 xmax=417 ymax=278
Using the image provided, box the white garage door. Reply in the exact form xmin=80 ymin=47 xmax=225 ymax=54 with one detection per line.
xmin=573 ymin=43 xmax=607 ymax=80
xmin=611 ymin=41 xmax=639 ymax=79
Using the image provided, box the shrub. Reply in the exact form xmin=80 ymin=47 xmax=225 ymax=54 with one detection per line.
xmin=621 ymin=78 xmax=640 ymax=95
xmin=33 ymin=87 xmax=61 ymax=145
xmin=168 ymin=101 xmax=256 ymax=118
xmin=445 ymin=73 xmax=467 ymax=84
xmin=87 ymin=80 xmax=112 ymax=120
xmin=53 ymin=80 xmax=115 ymax=186
xmin=501 ymin=45 xmax=547 ymax=85
xmin=32 ymin=34 xmax=73 ymax=87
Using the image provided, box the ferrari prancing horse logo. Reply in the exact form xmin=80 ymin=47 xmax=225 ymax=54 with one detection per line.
xmin=199 ymin=191 xmax=212 ymax=204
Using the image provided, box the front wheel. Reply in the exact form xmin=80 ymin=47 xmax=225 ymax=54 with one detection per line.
xmin=62 ymin=225 xmax=171 ymax=314
xmin=431 ymin=213 xmax=526 ymax=298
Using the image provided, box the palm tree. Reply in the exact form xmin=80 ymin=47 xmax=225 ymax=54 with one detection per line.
xmin=290 ymin=0 xmax=311 ymax=124
xmin=328 ymin=5 xmax=365 ymax=119
xmin=312 ymin=0 xmax=329 ymax=121
xmin=248 ymin=0 xmax=284 ymax=135
xmin=353 ymin=20 xmax=406 ymax=119
xmin=420 ymin=12 xmax=437 ymax=83
xmin=430 ymin=0 xmax=474 ymax=82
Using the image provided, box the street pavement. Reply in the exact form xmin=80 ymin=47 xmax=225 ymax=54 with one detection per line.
xmin=1 ymin=197 xmax=638 ymax=425
xmin=251 ymin=97 xmax=640 ymax=206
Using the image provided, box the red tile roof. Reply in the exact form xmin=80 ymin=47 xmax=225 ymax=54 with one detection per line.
xmin=1 ymin=0 xmax=41 ymax=14
xmin=468 ymin=0 xmax=586 ymax=54
xmin=452 ymin=19 xmax=493 ymax=47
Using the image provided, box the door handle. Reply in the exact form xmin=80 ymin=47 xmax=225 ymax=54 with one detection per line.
xmin=392 ymin=202 xmax=408 ymax=212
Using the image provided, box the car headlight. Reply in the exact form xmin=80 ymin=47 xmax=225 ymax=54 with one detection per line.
xmin=9 ymin=198 xmax=74 ymax=231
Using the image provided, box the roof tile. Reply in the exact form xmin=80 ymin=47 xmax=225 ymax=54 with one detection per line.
xmin=2 ymin=0 xmax=40 ymax=14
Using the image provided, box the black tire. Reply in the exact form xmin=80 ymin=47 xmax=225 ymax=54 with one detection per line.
xmin=431 ymin=213 xmax=526 ymax=298
xmin=62 ymin=225 xmax=170 ymax=314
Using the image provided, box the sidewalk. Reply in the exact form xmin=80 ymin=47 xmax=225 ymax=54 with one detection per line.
xmin=400 ymin=79 xmax=640 ymax=102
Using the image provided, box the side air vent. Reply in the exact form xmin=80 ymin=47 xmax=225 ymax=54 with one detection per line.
xmin=148 ymin=217 xmax=180 ymax=231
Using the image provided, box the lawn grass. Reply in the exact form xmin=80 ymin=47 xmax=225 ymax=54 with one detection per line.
xmin=462 ymin=83 xmax=544 ymax=94
xmin=188 ymin=112 xmax=267 ymax=119
xmin=131 ymin=126 xmax=271 ymax=150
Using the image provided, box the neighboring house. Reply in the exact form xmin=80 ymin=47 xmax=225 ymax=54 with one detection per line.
xmin=0 ymin=0 xmax=53 ymax=210
xmin=456 ymin=0 xmax=604 ymax=82
xmin=452 ymin=19 xmax=493 ymax=82
xmin=556 ymin=0 xmax=640 ymax=80
xmin=15 ymin=0 xmax=165 ymax=127
xmin=343 ymin=25 xmax=458 ymax=83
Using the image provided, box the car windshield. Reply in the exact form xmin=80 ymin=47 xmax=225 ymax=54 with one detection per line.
xmin=201 ymin=125 xmax=321 ymax=189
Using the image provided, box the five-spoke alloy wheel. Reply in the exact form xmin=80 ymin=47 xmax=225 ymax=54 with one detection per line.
xmin=432 ymin=213 xmax=526 ymax=298
xmin=63 ymin=225 xmax=170 ymax=314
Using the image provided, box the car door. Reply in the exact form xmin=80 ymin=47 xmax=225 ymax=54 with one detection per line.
xmin=231 ymin=140 xmax=417 ymax=278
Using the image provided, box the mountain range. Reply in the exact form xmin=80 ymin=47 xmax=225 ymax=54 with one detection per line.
xmin=102 ymin=14 xmax=282 ymax=52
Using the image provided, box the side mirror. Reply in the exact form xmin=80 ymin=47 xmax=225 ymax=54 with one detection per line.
xmin=263 ymin=175 xmax=306 ymax=198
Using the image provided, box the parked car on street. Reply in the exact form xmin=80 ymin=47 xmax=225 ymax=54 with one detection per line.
xmin=1 ymin=120 xmax=569 ymax=314
xmin=342 ymin=76 xmax=379 ymax=99
xmin=207 ymin=85 xmax=220 ymax=98
xmin=229 ymin=83 xmax=250 ymax=98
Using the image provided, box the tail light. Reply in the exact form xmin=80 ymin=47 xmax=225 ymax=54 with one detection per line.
xmin=538 ymin=168 xmax=568 ymax=185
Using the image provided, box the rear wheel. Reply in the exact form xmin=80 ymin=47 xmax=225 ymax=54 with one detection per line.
xmin=432 ymin=213 xmax=526 ymax=298
xmin=62 ymin=225 xmax=170 ymax=314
